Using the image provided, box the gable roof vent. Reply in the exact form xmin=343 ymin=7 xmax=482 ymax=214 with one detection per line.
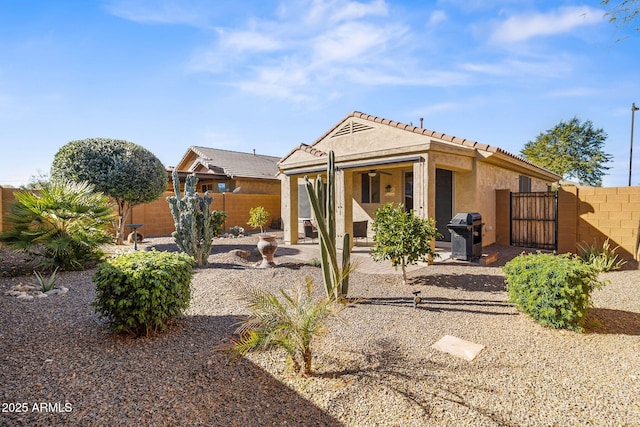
xmin=331 ymin=120 xmax=374 ymax=138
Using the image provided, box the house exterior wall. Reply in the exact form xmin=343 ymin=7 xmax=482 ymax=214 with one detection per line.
xmin=474 ymin=162 xmax=551 ymax=245
xmin=233 ymin=178 xmax=280 ymax=194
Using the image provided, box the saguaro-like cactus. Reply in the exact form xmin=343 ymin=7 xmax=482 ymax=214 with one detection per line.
xmin=304 ymin=151 xmax=351 ymax=300
xmin=167 ymin=171 xmax=215 ymax=267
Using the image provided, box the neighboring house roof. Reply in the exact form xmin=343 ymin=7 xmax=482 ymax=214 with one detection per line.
xmin=175 ymin=146 xmax=280 ymax=179
xmin=279 ymin=111 xmax=561 ymax=180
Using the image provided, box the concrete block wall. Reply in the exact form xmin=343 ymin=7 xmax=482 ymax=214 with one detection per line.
xmin=565 ymin=186 xmax=640 ymax=261
xmin=127 ymin=192 xmax=281 ymax=237
xmin=0 ymin=187 xmax=280 ymax=239
xmin=494 ymin=186 xmax=640 ymax=262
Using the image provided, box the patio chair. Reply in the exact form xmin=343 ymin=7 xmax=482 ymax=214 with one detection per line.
xmin=303 ymin=220 xmax=318 ymax=242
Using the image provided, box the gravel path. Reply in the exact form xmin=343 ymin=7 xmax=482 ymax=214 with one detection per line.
xmin=1 ymin=236 xmax=639 ymax=426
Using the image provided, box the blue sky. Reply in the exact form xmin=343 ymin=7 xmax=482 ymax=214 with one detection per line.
xmin=1 ymin=0 xmax=639 ymax=186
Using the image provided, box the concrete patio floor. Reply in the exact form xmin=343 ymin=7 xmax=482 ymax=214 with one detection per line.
xmin=280 ymin=239 xmax=452 ymax=275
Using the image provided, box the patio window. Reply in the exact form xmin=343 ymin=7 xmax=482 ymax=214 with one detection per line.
xmin=361 ymin=173 xmax=380 ymax=203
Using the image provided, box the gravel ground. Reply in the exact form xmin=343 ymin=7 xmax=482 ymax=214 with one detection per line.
xmin=1 ymin=236 xmax=639 ymax=426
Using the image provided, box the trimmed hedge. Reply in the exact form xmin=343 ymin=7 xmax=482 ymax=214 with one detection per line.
xmin=92 ymin=250 xmax=194 ymax=337
xmin=503 ymin=252 xmax=605 ymax=332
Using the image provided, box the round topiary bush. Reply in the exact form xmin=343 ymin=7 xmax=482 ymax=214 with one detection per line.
xmin=503 ymin=252 xmax=605 ymax=332
xmin=92 ymin=250 xmax=194 ymax=337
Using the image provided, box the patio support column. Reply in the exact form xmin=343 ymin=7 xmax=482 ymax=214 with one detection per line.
xmin=413 ymin=154 xmax=434 ymax=219
xmin=281 ymin=174 xmax=298 ymax=245
xmin=334 ymin=168 xmax=353 ymax=250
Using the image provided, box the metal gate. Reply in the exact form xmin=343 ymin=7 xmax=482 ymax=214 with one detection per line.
xmin=510 ymin=191 xmax=557 ymax=250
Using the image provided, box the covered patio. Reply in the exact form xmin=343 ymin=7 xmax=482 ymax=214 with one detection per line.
xmin=278 ymin=111 xmax=560 ymax=250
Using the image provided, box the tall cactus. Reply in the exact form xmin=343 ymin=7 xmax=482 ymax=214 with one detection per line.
xmin=167 ymin=170 xmax=215 ymax=267
xmin=304 ymin=151 xmax=352 ymax=300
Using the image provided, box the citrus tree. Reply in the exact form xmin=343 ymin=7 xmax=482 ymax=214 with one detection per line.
xmin=371 ymin=203 xmax=441 ymax=285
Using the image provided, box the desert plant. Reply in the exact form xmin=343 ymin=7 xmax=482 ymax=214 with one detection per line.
xmin=229 ymin=226 xmax=245 ymax=237
xmin=577 ymin=239 xmax=626 ymax=272
xmin=371 ymin=203 xmax=441 ymax=285
xmin=211 ymin=210 xmax=227 ymax=237
xmin=51 ymin=138 xmax=167 ymax=245
xmin=34 ymin=267 xmax=59 ymax=292
xmin=167 ymin=171 xmax=216 ymax=267
xmin=503 ymin=252 xmax=606 ymax=332
xmin=247 ymin=206 xmax=269 ymax=234
xmin=92 ymin=250 xmax=194 ymax=337
xmin=230 ymin=277 xmax=344 ymax=376
xmin=0 ymin=180 xmax=115 ymax=271
xmin=304 ymin=150 xmax=352 ymax=301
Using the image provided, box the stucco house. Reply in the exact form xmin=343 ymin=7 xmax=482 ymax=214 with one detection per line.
xmin=278 ymin=111 xmax=561 ymax=248
xmin=171 ymin=146 xmax=280 ymax=194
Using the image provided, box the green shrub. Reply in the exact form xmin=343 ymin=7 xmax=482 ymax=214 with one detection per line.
xmin=577 ymin=238 xmax=626 ymax=272
xmin=0 ymin=180 xmax=115 ymax=271
xmin=211 ymin=210 xmax=227 ymax=237
xmin=92 ymin=250 xmax=194 ymax=337
xmin=503 ymin=252 xmax=605 ymax=332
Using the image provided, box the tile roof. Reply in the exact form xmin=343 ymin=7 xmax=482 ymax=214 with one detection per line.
xmin=186 ymin=146 xmax=280 ymax=179
xmin=291 ymin=111 xmax=558 ymax=176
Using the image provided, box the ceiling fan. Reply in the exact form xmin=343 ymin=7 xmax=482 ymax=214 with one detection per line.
xmin=367 ymin=169 xmax=392 ymax=177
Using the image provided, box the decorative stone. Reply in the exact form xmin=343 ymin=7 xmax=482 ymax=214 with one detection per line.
xmin=16 ymin=294 xmax=34 ymax=301
xmin=35 ymin=293 xmax=48 ymax=298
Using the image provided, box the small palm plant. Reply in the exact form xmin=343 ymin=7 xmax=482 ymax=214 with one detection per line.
xmin=230 ymin=278 xmax=344 ymax=376
xmin=0 ymin=180 xmax=115 ymax=271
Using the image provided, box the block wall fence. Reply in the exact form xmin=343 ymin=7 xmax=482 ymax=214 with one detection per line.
xmin=2 ymin=185 xmax=638 ymax=261
xmin=495 ymin=186 xmax=640 ymax=262
xmin=0 ymin=187 xmax=281 ymax=238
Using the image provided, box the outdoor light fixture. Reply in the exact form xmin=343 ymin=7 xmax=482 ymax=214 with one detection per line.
xmin=385 ymin=184 xmax=392 ymax=192
xmin=368 ymin=171 xmax=377 ymax=177
xmin=630 ymin=102 xmax=639 ymax=187
xmin=412 ymin=290 xmax=422 ymax=309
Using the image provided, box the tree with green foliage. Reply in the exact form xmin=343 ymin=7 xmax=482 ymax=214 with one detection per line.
xmin=247 ymin=206 xmax=270 ymax=234
xmin=371 ymin=203 xmax=441 ymax=285
xmin=0 ymin=180 xmax=115 ymax=270
xmin=520 ymin=117 xmax=612 ymax=186
xmin=602 ymin=0 xmax=640 ymax=34
xmin=51 ymin=138 xmax=168 ymax=244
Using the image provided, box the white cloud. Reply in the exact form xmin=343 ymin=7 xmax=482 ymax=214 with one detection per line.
xmin=305 ymin=0 xmax=388 ymax=25
xmin=461 ymin=56 xmax=573 ymax=79
xmin=221 ymin=30 xmax=284 ymax=53
xmin=427 ymin=10 xmax=447 ymax=27
xmin=489 ymin=6 xmax=605 ymax=44
xmin=104 ymin=0 xmax=209 ymax=25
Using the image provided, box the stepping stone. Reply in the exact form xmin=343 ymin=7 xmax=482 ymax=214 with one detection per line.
xmin=431 ymin=335 xmax=485 ymax=361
